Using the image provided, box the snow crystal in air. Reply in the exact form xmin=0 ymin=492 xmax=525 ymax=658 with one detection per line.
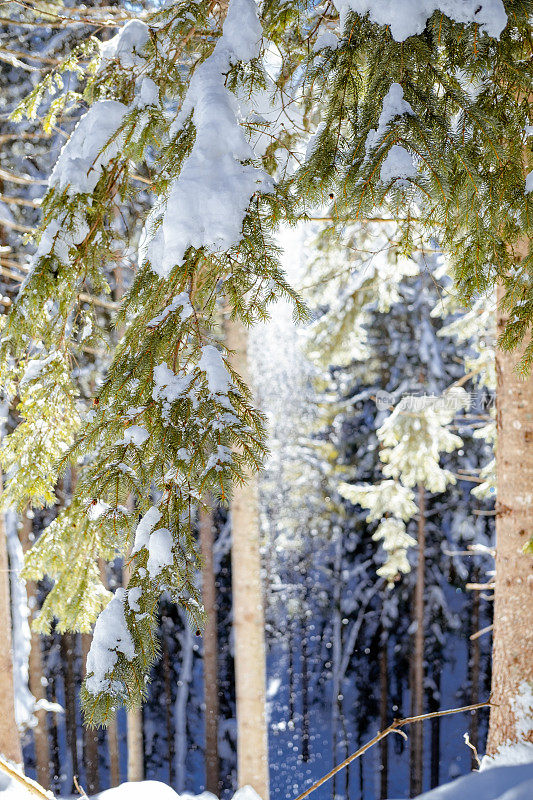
xmin=85 ymin=589 xmax=135 ymax=696
xmin=333 ymin=0 xmax=507 ymax=41
xmin=49 ymin=101 xmax=128 ymax=196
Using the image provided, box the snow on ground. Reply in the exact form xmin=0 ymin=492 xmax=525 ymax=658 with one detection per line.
xmin=1 ymin=762 xmax=533 ymax=800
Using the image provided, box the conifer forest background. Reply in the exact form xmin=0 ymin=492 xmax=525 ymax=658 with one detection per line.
xmin=0 ymin=2 xmax=531 ymax=800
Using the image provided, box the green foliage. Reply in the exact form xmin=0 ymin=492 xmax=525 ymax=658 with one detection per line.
xmin=289 ymin=1 xmax=533 ymax=371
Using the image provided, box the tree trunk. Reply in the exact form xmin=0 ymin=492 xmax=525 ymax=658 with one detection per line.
xmin=81 ymin=633 xmax=100 ymax=794
xmin=486 ymin=283 xmax=533 ymax=753
xmin=0 ymin=502 xmax=22 ymax=764
xmin=47 ymin=669 xmax=61 ymax=794
xmin=429 ymin=663 xmax=440 ymax=789
xmin=18 ymin=513 xmax=51 ymax=789
xmin=60 ymin=633 xmax=79 ymax=791
xmin=162 ymin=633 xmax=175 ymax=786
xmin=175 ymin=618 xmax=193 ymax=792
xmin=469 ymin=567 xmax=480 ymax=767
xmin=379 ymin=636 xmax=388 ymax=800
xmin=200 ymin=501 xmax=220 ymax=795
xmin=301 ymin=613 xmax=310 ymax=764
xmin=331 ymin=531 xmax=342 ymax=800
xmin=226 ymin=317 xmax=269 ymax=800
xmin=410 ymin=486 xmax=425 ymax=798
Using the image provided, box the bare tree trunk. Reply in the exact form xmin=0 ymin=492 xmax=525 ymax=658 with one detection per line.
xmin=81 ymin=633 xmax=100 ymax=794
xmin=17 ymin=513 xmax=50 ymax=788
xmin=469 ymin=567 xmax=480 ymax=767
xmin=175 ymin=618 xmax=193 ymax=792
xmin=226 ymin=317 xmax=269 ymax=800
xmin=301 ymin=613 xmax=310 ymax=764
xmin=487 ymin=283 xmax=533 ymax=753
xmin=0 ymin=500 xmax=22 ymax=764
xmin=162 ymin=634 xmax=175 ymax=786
xmin=410 ymin=486 xmax=425 ymax=797
xmin=60 ymin=633 xmax=79 ymax=790
xmin=122 ymin=544 xmax=144 ymax=783
xmin=429 ymin=664 xmax=440 ymax=789
xmin=331 ymin=532 xmax=342 ymax=800
xmin=200 ymin=501 xmax=220 ymax=795
xmin=379 ymin=637 xmax=388 ymax=800
xmin=47 ymin=669 xmax=61 ymax=794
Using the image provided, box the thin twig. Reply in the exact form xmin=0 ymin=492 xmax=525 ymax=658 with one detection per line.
xmin=291 ymin=700 xmax=492 ymax=800
xmin=470 ymin=624 xmax=493 ymax=641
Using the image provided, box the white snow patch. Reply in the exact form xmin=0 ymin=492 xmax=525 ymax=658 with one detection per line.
xmin=147 ymin=528 xmax=173 ymax=578
xmin=525 ymin=171 xmax=533 ymax=194
xmin=198 ymin=345 xmax=232 ymax=396
xmin=142 ymin=0 xmax=272 ymax=277
xmin=85 ymin=588 xmax=135 ymax=696
xmin=148 ymin=292 xmax=193 ymax=327
xmin=123 ymin=425 xmax=150 ymax=447
xmin=49 ymin=100 xmax=128 ymax=196
xmin=333 ymin=0 xmax=507 ymax=41
xmin=132 ymin=507 xmax=162 ymax=554
xmin=99 ymin=19 xmax=150 ymax=69
xmin=380 ymin=144 xmax=417 ymax=182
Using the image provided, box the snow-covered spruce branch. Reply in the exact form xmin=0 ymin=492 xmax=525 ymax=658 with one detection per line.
xmin=0 ymin=0 xmax=304 ymax=725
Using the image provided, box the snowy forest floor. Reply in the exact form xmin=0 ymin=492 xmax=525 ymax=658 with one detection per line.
xmin=2 ymin=758 xmax=533 ymax=800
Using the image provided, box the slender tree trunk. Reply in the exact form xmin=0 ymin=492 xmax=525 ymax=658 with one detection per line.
xmin=122 ymin=542 xmax=145 ymax=783
xmin=0 ymin=503 xmax=22 ymax=764
xmin=470 ymin=567 xmax=480 ymax=766
xmin=379 ymin=637 xmax=388 ymax=800
xmin=162 ymin=634 xmax=175 ymax=786
xmin=175 ymin=619 xmax=193 ymax=792
xmin=410 ymin=486 xmax=425 ymax=798
xmin=487 ymin=282 xmax=533 ymax=753
xmin=18 ymin=513 xmax=51 ymax=788
xmin=330 ymin=533 xmax=342 ymax=800
xmin=81 ymin=633 xmax=100 ymax=794
xmin=288 ymin=618 xmax=295 ymax=724
xmin=301 ymin=613 xmax=310 ymax=764
xmin=429 ymin=664 xmax=440 ymax=789
xmin=200 ymin=500 xmax=220 ymax=795
xmin=226 ymin=317 xmax=269 ymax=800
xmin=47 ymin=669 xmax=61 ymax=794
xmin=60 ymin=633 xmax=79 ymax=790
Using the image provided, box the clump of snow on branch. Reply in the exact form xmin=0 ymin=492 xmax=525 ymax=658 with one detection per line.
xmin=333 ymin=0 xmax=507 ymax=41
xmin=99 ymin=19 xmax=149 ymax=69
xmin=380 ymin=145 xmax=417 ymax=183
xmin=85 ymin=588 xmax=135 ymax=697
xmin=49 ymin=100 xmax=127 ymax=196
xmin=132 ymin=507 xmax=162 ymax=554
xmin=143 ymin=0 xmax=273 ymax=277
